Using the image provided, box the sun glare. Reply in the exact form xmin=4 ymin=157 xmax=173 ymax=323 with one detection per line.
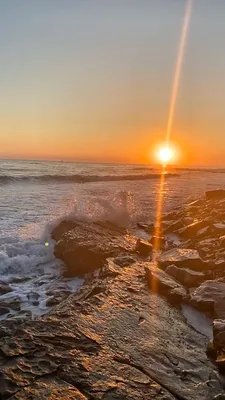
xmin=157 ymin=146 xmax=174 ymax=165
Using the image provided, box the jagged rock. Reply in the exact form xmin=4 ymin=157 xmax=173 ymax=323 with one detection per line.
xmin=27 ymin=291 xmax=40 ymax=306
xmin=176 ymin=220 xmax=210 ymax=238
xmin=165 ymin=265 xmax=205 ymax=288
xmin=187 ymin=199 xmax=204 ymax=208
xmin=53 ymin=221 xmax=135 ymax=276
xmin=113 ymin=255 xmax=136 ymax=267
xmin=0 ymin=261 xmax=221 ymax=399
xmin=0 ymin=307 xmax=10 ymax=316
xmin=46 ymin=292 xmax=71 ymax=307
xmin=0 ymin=296 xmax=21 ymax=311
xmin=9 ymin=377 xmax=88 ymax=399
xmin=164 ymin=219 xmax=184 ymax=234
xmin=135 ymin=238 xmax=153 ymax=257
xmin=190 ymin=281 xmax=225 ymax=318
xmin=207 ymin=340 xmax=217 ymax=359
xmin=158 ymin=248 xmax=205 ymax=271
xmin=145 ymin=263 xmax=186 ymax=303
xmin=219 ymin=235 xmax=225 ymax=247
xmin=51 ymin=220 xmax=80 ymax=242
xmin=0 ymin=281 xmax=12 ymax=295
xmin=137 ymin=222 xmax=148 ymax=230
xmin=6 ymin=310 xmax=32 ymax=321
xmin=206 ymin=190 xmax=225 ymax=201
xmin=149 ymin=235 xmax=166 ymax=248
xmin=213 ymin=319 xmax=225 ymax=337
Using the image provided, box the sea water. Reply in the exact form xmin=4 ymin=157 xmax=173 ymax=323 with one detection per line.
xmin=1 ymin=159 xmax=225 ymax=319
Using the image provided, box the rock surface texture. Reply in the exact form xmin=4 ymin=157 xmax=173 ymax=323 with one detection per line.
xmin=52 ymin=221 xmax=136 ymax=276
xmin=0 ymin=261 xmax=223 ymax=399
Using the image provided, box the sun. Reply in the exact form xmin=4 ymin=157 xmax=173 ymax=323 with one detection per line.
xmin=157 ymin=146 xmax=174 ymax=165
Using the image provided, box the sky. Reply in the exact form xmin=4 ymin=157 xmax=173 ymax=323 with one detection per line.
xmin=0 ymin=0 xmax=225 ymax=165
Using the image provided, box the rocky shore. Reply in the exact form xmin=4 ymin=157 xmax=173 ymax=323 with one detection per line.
xmin=1 ymin=189 xmax=225 ymax=398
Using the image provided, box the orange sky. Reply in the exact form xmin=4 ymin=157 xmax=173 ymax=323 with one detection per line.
xmin=1 ymin=1 xmax=225 ymax=166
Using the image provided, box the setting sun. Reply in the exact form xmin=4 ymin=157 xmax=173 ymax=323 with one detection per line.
xmin=158 ymin=147 xmax=173 ymax=164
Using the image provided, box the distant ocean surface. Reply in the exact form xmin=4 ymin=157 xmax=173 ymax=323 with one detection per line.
xmin=1 ymin=158 xmax=225 ymax=319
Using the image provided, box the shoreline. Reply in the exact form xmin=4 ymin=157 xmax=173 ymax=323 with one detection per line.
xmin=1 ymin=189 xmax=225 ymax=398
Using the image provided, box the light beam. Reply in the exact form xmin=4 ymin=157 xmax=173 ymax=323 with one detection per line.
xmin=166 ymin=0 xmax=193 ymax=145
xmin=152 ymin=0 xmax=193 ymax=271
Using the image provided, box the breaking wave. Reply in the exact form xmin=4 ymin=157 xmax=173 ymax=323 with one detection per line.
xmin=0 ymin=173 xmax=179 ymax=185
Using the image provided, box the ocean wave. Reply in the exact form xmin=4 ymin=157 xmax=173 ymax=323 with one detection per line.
xmin=0 ymin=173 xmax=179 ymax=185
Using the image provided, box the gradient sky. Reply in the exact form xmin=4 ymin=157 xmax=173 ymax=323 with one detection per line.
xmin=0 ymin=0 xmax=225 ymax=165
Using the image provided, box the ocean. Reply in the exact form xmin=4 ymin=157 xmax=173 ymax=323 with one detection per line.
xmin=1 ymin=158 xmax=225 ymax=320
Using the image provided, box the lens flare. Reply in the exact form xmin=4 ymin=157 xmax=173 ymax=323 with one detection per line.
xmin=151 ymin=0 xmax=193 ymax=281
xmin=166 ymin=0 xmax=193 ymax=145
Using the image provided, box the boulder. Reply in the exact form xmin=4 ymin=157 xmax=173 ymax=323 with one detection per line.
xmin=158 ymin=248 xmax=205 ymax=271
xmin=206 ymin=190 xmax=225 ymax=201
xmin=51 ymin=220 xmax=80 ymax=242
xmin=0 ymin=281 xmax=12 ymax=295
xmin=165 ymin=265 xmax=205 ymax=288
xmin=135 ymin=239 xmax=153 ymax=257
xmin=145 ymin=263 xmax=186 ymax=303
xmin=53 ymin=221 xmax=135 ymax=276
xmin=190 ymin=281 xmax=225 ymax=318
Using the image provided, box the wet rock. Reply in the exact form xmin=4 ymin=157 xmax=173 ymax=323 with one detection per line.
xmin=135 ymin=238 xmax=153 ymax=257
xmin=0 ymin=307 xmax=10 ymax=316
xmin=213 ymin=319 xmax=225 ymax=337
xmin=27 ymin=291 xmax=40 ymax=306
xmin=219 ymin=235 xmax=225 ymax=247
xmin=190 ymin=281 xmax=225 ymax=318
xmin=164 ymin=219 xmax=184 ymax=234
xmin=187 ymin=199 xmax=204 ymax=208
xmin=149 ymin=235 xmax=166 ymax=248
xmin=113 ymin=255 xmax=136 ymax=267
xmin=51 ymin=219 xmax=80 ymax=242
xmin=145 ymin=263 xmax=186 ymax=303
xmin=162 ymin=211 xmax=182 ymax=221
xmin=8 ymin=276 xmax=30 ymax=284
xmin=165 ymin=265 xmax=205 ymax=288
xmin=207 ymin=340 xmax=217 ymax=359
xmin=176 ymin=220 xmax=210 ymax=238
xmin=0 ymin=281 xmax=12 ymax=295
xmin=213 ymin=223 xmax=225 ymax=234
xmin=158 ymin=248 xmax=205 ymax=271
xmin=53 ymin=220 xmax=135 ymax=276
xmin=7 ymin=310 xmax=32 ymax=321
xmin=206 ymin=190 xmax=225 ymax=201
xmin=0 ymin=261 xmax=222 ymax=399
xmin=213 ymin=395 xmax=225 ymax=400
xmin=9 ymin=377 xmax=88 ymax=400
xmin=0 ymin=296 xmax=21 ymax=311
xmin=46 ymin=292 xmax=71 ymax=307
xmin=196 ymin=226 xmax=211 ymax=239
xmin=137 ymin=222 xmax=148 ymax=230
